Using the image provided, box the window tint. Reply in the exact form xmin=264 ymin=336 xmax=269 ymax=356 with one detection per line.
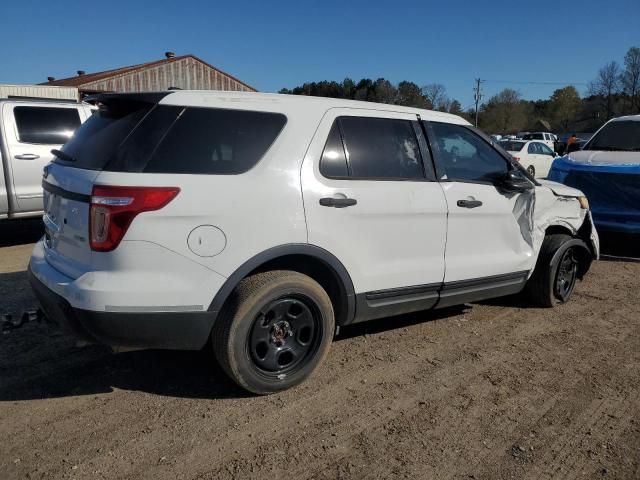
xmin=499 ymin=140 xmax=526 ymax=152
xmin=14 ymin=106 xmax=81 ymax=144
xmin=320 ymin=122 xmax=349 ymax=177
xmin=57 ymin=104 xmax=286 ymax=174
xmin=57 ymin=99 xmax=155 ymax=170
xmin=339 ymin=116 xmax=423 ymax=179
xmin=429 ymin=122 xmax=509 ymax=182
xmin=528 ymin=143 xmax=539 ymax=154
xmin=145 ymin=108 xmax=286 ymax=174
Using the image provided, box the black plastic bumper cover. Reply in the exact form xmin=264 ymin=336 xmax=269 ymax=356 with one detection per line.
xmin=28 ymin=267 xmax=214 ymax=350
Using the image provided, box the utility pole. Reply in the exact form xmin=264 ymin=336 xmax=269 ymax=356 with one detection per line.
xmin=473 ymin=78 xmax=484 ymax=127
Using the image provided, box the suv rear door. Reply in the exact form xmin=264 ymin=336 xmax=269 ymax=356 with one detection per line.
xmin=424 ymin=121 xmax=536 ymax=305
xmin=302 ymin=109 xmax=448 ymax=321
xmin=1 ymin=102 xmax=86 ymax=213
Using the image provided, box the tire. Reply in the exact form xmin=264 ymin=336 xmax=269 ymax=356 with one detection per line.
xmin=212 ymin=270 xmax=335 ymax=394
xmin=527 ymin=165 xmax=535 ymax=177
xmin=524 ymin=234 xmax=581 ymax=307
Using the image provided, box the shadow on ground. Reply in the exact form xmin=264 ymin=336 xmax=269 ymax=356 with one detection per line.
xmin=0 ymin=218 xmax=43 ymax=247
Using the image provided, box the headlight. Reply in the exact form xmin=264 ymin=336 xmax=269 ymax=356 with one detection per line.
xmin=577 ymin=196 xmax=589 ymax=210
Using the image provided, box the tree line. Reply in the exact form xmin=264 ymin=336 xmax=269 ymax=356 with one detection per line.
xmin=279 ymin=46 xmax=640 ymax=135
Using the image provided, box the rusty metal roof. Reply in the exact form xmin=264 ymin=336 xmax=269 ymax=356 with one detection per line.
xmin=41 ymin=54 xmax=256 ymax=91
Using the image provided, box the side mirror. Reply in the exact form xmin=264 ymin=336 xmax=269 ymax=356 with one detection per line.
xmin=499 ymin=170 xmax=534 ymax=193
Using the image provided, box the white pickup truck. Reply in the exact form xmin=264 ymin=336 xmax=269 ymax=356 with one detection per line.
xmin=0 ymin=98 xmax=93 ymax=219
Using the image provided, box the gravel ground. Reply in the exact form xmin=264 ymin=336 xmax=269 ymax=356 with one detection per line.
xmin=1 ymin=219 xmax=639 ymax=479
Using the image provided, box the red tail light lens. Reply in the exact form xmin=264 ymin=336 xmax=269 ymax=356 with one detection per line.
xmin=90 ymin=186 xmax=180 ymax=251
xmin=512 ymin=156 xmax=520 ymax=162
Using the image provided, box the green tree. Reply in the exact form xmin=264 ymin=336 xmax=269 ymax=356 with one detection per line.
xmin=448 ymin=99 xmax=463 ymax=115
xmin=396 ymin=81 xmax=429 ymax=108
xmin=549 ymin=86 xmax=581 ymax=132
xmin=621 ymin=47 xmax=640 ymax=113
xmin=480 ymin=89 xmax=528 ymax=133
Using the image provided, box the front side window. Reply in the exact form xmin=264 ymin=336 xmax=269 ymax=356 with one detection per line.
xmin=339 ymin=116 xmax=423 ymax=180
xmin=583 ymin=120 xmax=640 ymax=152
xmin=14 ymin=106 xmax=81 ymax=144
xmin=429 ymin=122 xmax=510 ymax=183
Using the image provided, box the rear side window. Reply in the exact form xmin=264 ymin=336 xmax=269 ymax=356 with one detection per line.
xmin=338 ymin=116 xmax=423 ymax=180
xmin=14 ymin=106 xmax=81 ymax=144
xmin=320 ymin=122 xmax=349 ymax=177
xmin=57 ymin=103 xmax=286 ymax=174
xmin=145 ymin=108 xmax=286 ymax=174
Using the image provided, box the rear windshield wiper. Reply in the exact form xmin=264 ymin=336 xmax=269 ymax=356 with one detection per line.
xmin=51 ymin=149 xmax=76 ymax=162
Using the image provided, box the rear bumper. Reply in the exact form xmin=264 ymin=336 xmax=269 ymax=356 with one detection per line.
xmin=28 ymin=266 xmax=215 ymax=350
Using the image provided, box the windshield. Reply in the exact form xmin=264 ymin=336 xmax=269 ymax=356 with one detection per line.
xmin=499 ymin=140 xmax=526 ymax=152
xmin=583 ymin=120 xmax=640 ymax=151
xmin=522 ymin=133 xmax=544 ymax=140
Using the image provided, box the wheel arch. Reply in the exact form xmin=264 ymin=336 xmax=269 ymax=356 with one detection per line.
xmin=208 ymin=244 xmax=356 ymax=327
xmin=543 ymin=225 xmax=593 ymax=279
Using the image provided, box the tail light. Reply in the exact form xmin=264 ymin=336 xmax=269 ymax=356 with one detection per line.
xmin=90 ymin=186 xmax=180 ymax=251
xmin=512 ymin=156 xmax=520 ymax=162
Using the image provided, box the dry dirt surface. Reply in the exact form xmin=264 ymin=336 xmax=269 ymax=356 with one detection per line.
xmin=1 ymin=220 xmax=639 ymax=480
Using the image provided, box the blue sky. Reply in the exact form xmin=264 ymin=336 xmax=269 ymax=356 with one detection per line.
xmin=1 ymin=0 xmax=638 ymax=109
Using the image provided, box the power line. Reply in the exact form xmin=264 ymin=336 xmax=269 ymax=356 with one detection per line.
xmin=484 ymin=79 xmax=589 ymax=86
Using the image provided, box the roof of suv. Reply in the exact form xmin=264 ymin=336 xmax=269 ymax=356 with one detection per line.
xmin=157 ymin=90 xmax=471 ymax=125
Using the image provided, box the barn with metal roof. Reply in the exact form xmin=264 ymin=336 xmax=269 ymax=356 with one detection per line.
xmin=41 ymin=52 xmax=256 ymax=97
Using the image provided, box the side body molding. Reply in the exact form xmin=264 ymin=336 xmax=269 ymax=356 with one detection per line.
xmin=207 ymin=244 xmax=357 ymax=325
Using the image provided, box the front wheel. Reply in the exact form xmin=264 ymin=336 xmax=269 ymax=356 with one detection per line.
xmin=212 ymin=270 xmax=334 ymax=394
xmin=524 ymin=234 xmax=582 ymax=307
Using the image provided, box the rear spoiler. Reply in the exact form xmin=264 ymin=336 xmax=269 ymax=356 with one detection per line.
xmin=83 ymin=91 xmax=173 ymax=106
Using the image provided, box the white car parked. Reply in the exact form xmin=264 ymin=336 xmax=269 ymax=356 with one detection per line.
xmin=498 ymin=139 xmax=557 ymax=178
xmin=29 ymin=91 xmax=599 ymax=394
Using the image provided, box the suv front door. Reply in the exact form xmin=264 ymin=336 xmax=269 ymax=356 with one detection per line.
xmin=302 ymin=110 xmax=448 ymax=321
xmin=424 ymin=121 xmax=536 ymax=306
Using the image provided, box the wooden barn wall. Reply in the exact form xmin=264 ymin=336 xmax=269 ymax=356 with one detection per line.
xmin=80 ymin=57 xmax=254 ymax=92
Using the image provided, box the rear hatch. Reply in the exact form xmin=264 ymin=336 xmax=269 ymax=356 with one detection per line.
xmin=43 ymin=93 xmax=172 ymax=279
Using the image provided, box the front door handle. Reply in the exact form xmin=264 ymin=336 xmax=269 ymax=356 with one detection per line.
xmin=457 ymin=199 xmax=483 ymax=208
xmin=15 ymin=153 xmax=40 ymax=160
xmin=320 ymin=197 xmax=357 ymax=208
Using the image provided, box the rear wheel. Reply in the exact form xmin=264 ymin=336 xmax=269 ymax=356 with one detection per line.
xmin=524 ymin=234 xmax=581 ymax=307
xmin=212 ymin=270 xmax=334 ymax=394
xmin=526 ymin=165 xmax=535 ymax=177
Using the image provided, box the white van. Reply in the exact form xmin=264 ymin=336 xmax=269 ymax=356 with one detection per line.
xmin=0 ymin=99 xmax=93 ymax=219
xmin=29 ymin=91 xmax=599 ymax=394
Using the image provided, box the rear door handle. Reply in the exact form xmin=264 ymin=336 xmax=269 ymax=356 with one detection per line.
xmin=15 ymin=154 xmax=40 ymax=160
xmin=319 ymin=197 xmax=357 ymax=208
xmin=457 ymin=199 xmax=483 ymax=208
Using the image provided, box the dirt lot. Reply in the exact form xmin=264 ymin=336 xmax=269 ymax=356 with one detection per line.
xmin=1 ymin=219 xmax=639 ymax=480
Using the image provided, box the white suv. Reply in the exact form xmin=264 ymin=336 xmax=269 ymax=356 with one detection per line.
xmin=29 ymin=91 xmax=599 ymax=394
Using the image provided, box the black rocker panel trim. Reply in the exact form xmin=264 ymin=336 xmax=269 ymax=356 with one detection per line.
xmin=353 ymin=271 xmax=529 ymax=324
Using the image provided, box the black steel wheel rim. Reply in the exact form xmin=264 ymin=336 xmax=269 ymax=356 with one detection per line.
xmin=554 ymin=247 xmax=578 ymax=301
xmin=248 ymin=295 xmax=322 ymax=375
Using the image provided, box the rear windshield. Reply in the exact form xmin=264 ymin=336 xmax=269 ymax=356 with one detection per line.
xmin=583 ymin=120 xmax=640 ymax=152
xmin=55 ymin=101 xmax=287 ymax=174
xmin=498 ymin=140 xmax=526 ymax=152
